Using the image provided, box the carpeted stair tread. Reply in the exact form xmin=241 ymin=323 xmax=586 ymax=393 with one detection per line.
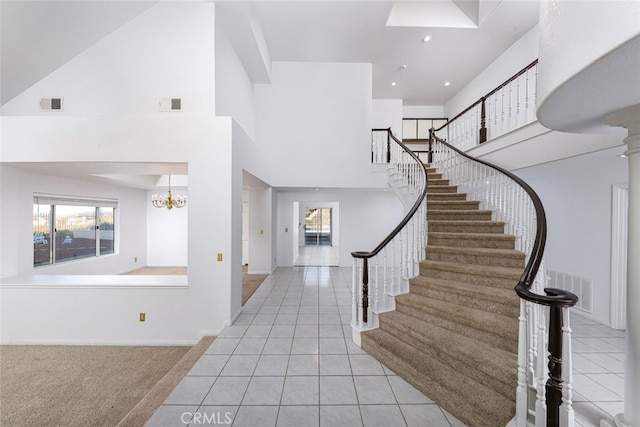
xmin=428 ymin=178 xmax=450 ymax=186
xmin=376 ymin=310 xmax=517 ymax=395
xmin=428 ymin=220 xmax=506 ymax=234
xmin=427 ymin=210 xmax=493 ymax=221
xmin=361 ymin=328 xmax=515 ymax=427
xmin=409 ymin=275 xmax=519 ymax=317
xmin=427 ymin=200 xmax=480 ymax=210
xmin=426 ymin=245 xmax=525 ymax=268
xmin=428 ymin=231 xmax=516 ymax=249
xmin=427 ymin=192 xmax=468 ymax=201
xmin=395 ymin=292 xmax=518 ymax=350
xmin=420 ymin=259 xmax=522 ymax=288
xmin=428 ymin=185 xmax=458 ymax=193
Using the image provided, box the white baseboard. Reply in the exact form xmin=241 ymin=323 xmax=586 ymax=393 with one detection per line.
xmin=226 ymin=306 xmax=243 ymax=326
xmin=199 ymin=330 xmax=222 ymax=338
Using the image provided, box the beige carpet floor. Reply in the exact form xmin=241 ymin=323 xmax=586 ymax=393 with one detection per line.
xmin=242 ymin=265 xmax=268 ymax=305
xmin=0 ymin=266 xmax=270 ymax=426
xmin=0 ymin=345 xmax=192 ymax=427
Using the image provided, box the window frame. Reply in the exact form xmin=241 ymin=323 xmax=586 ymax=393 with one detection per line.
xmin=33 ymin=194 xmax=118 ymax=268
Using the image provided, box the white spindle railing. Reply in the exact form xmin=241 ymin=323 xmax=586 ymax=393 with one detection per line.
xmin=430 ymin=134 xmax=578 ymax=427
xmin=352 ymin=130 xmax=427 ymax=344
xmin=432 ymin=60 xmax=539 ymax=152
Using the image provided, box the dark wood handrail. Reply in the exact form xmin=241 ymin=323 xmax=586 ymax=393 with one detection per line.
xmin=429 ymin=131 xmax=576 ymax=307
xmin=430 ymin=129 xmax=577 ymax=426
xmin=433 ymin=59 xmax=539 ymax=134
xmin=353 ymin=130 xmax=428 ymax=260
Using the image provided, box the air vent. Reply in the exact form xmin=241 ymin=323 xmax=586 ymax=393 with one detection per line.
xmin=159 ymin=97 xmax=182 ymax=112
xmin=40 ymin=97 xmax=63 ymax=111
xmin=547 ymin=269 xmax=593 ymax=314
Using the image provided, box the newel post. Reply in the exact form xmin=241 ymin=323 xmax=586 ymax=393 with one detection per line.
xmin=428 ymin=129 xmax=434 ymax=164
xmin=386 ymin=127 xmax=391 ymax=163
xmin=362 ymin=257 xmax=369 ymax=323
xmin=479 ymin=97 xmax=488 ymax=143
xmin=546 ymin=305 xmax=563 ymax=427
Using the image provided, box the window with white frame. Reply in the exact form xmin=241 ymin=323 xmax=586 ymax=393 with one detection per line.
xmin=33 ymin=195 xmax=117 ymax=267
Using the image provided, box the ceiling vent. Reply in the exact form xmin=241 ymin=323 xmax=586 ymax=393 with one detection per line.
xmin=159 ymin=97 xmax=182 ymax=112
xmin=40 ymin=97 xmax=63 ymax=111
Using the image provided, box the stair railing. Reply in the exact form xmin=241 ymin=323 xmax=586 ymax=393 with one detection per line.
xmin=352 ymin=129 xmax=427 ymax=340
xmin=429 ymin=129 xmax=578 ymax=427
xmin=433 ymin=59 xmax=539 ymax=151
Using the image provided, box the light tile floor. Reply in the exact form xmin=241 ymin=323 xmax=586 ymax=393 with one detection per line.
xmin=146 ymin=266 xmax=464 ymax=427
xmin=294 ymin=246 xmax=340 ymax=267
xmin=146 ymin=266 xmax=627 ymax=427
xmin=571 ymin=313 xmax=625 ymax=427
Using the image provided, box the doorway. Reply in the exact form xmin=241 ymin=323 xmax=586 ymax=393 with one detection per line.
xmin=304 ymin=207 xmax=332 ymax=246
xmin=294 ymin=203 xmax=339 ymax=266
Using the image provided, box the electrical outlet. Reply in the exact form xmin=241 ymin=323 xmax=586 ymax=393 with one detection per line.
xmin=217 ymin=253 xmax=223 ymax=262
xmin=134 ymin=257 xmax=138 ymax=262
xmin=139 ymin=312 xmax=146 ymax=322
xmin=285 ymin=227 xmax=289 ymax=233
xmin=260 ymin=229 xmax=264 ymax=235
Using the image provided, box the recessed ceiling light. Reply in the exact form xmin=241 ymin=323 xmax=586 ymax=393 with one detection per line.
xmin=400 ymin=64 xmax=407 ymax=70
xmin=391 ymin=82 xmax=397 ymax=86
xmin=314 ymin=188 xmax=320 ymax=191
xmin=444 ymin=82 xmax=451 ymax=86
xmin=423 ymin=35 xmax=432 ymax=42
xmin=619 ymin=154 xmax=627 ymax=158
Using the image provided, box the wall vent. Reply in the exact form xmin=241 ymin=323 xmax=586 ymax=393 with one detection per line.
xmin=40 ymin=97 xmax=63 ymax=111
xmin=159 ymin=97 xmax=182 ymax=112
xmin=547 ymin=269 xmax=593 ymax=314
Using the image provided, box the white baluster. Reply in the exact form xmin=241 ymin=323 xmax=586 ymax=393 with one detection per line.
xmin=351 ymin=258 xmax=357 ymax=325
xmin=374 ymin=256 xmax=379 ymax=313
xmin=516 ymin=299 xmax=529 ymax=426
xmin=535 ymin=305 xmax=548 ymax=427
xmin=383 ymin=246 xmax=388 ymax=307
xmin=560 ymin=308 xmax=575 ymax=427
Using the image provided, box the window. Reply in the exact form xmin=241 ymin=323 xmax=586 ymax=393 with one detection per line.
xmin=32 ymin=195 xmax=117 ymax=267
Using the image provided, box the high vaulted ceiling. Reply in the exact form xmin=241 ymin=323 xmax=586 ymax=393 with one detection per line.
xmin=0 ymin=0 xmax=540 ymax=189
xmin=253 ymin=0 xmax=539 ymax=105
xmin=1 ymin=0 xmax=540 ymax=108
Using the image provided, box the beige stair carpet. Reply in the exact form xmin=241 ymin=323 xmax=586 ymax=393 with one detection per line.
xmin=361 ymin=165 xmax=522 ymax=427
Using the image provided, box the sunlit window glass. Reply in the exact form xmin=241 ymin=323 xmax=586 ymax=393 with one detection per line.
xmin=99 ymin=207 xmax=115 ymax=255
xmin=33 ymin=204 xmax=52 ymax=266
xmin=55 ymin=205 xmax=96 ymax=263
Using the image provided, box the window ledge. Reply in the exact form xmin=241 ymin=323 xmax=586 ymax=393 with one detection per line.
xmin=0 ymin=274 xmax=188 ymax=289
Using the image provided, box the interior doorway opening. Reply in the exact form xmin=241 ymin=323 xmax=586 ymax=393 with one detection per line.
xmin=294 ymin=203 xmax=339 ymax=267
xmin=304 ymin=207 xmax=332 ymax=246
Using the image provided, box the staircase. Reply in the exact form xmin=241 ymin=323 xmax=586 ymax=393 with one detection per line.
xmin=361 ymin=165 xmax=523 ymax=427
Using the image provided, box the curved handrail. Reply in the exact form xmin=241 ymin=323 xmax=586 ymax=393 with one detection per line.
xmin=433 ymin=59 xmax=539 ymax=134
xmin=352 ymin=131 xmax=428 ymax=260
xmin=429 ymin=131 xmax=577 ymax=308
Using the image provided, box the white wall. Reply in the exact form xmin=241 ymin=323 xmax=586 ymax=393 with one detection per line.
xmin=146 ymin=189 xmax=189 ymax=266
xmin=255 ymin=62 xmax=385 ymax=189
xmin=216 ymin=23 xmax=256 ymax=140
xmin=0 ymin=2 xmax=216 ymax=116
xmin=372 ymin=99 xmax=403 ymax=139
xmin=402 ymin=105 xmax=445 ymax=118
xmin=514 ymin=146 xmax=629 ymax=325
xmin=444 ymin=25 xmax=539 ymax=119
xmin=0 ymin=166 xmax=147 ymax=278
xmin=276 ymin=189 xmax=403 ymax=267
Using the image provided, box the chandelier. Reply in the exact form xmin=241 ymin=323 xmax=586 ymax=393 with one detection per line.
xmin=151 ymin=175 xmax=187 ymax=210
